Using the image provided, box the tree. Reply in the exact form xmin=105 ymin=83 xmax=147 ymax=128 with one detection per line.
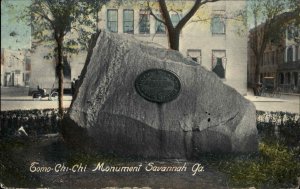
xmin=245 ymin=0 xmax=300 ymax=94
xmin=289 ymin=0 xmax=300 ymax=42
xmin=147 ymin=0 xmax=220 ymax=50
xmin=28 ymin=0 xmax=106 ymax=117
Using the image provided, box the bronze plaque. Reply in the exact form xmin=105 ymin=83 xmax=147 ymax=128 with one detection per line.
xmin=135 ymin=69 xmax=181 ymax=103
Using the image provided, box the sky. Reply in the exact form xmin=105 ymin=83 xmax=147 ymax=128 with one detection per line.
xmin=1 ymin=0 xmax=297 ymax=50
xmin=1 ymin=0 xmax=32 ymax=50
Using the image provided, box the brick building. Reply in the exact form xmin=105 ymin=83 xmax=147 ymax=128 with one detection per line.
xmin=248 ymin=21 xmax=300 ymax=93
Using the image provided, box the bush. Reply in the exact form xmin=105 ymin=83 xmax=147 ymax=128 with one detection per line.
xmin=256 ymin=111 xmax=300 ymax=148
xmin=0 ymin=109 xmax=68 ymax=138
xmin=218 ymin=142 xmax=300 ymax=188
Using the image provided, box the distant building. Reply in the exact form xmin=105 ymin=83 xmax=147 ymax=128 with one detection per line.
xmin=1 ymin=0 xmax=31 ymax=88
xmin=1 ymin=48 xmax=31 ymax=87
xmin=278 ymin=25 xmax=300 ymax=93
xmin=248 ymin=20 xmax=300 ymax=93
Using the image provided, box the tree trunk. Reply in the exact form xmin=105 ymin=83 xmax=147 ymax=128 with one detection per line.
xmin=168 ymin=29 xmax=180 ymax=51
xmin=56 ymin=37 xmax=64 ymax=117
xmin=253 ymin=55 xmax=262 ymax=96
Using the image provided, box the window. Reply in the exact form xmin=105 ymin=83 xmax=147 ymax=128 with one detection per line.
xmin=24 ymin=73 xmax=30 ymax=86
xmin=4 ymin=72 xmax=13 ymax=86
xmin=25 ymin=57 xmax=31 ymax=71
xmin=286 ymin=73 xmax=291 ymax=84
xmin=187 ymin=49 xmax=201 ymax=64
xmin=211 ymin=15 xmax=225 ymax=34
xmin=287 ymin=47 xmax=293 ymax=62
xmin=139 ymin=10 xmax=150 ymax=34
xmin=107 ymin=9 xmax=118 ymax=33
xmin=293 ymin=72 xmax=298 ymax=87
xmin=212 ymin=50 xmax=226 ymax=78
xmin=155 ymin=14 xmax=166 ymax=34
xmin=294 ymin=29 xmax=299 ymax=39
xmin=272 ymin=51 xmax=275 ymax=65
xmin=287 ymin=27 xmax=293 ymax=40
xmin=63 ymin=56 xmax=71 ymax=80
xmin=170 ymin=13 xmax=181 ymax=27
xmin=296 ymin=45 xmax=299 ymax=60
xmin=276 ymin=50 xmax=281 ymax=64
xmin=123 ymin=10 xmax=134 ymax=34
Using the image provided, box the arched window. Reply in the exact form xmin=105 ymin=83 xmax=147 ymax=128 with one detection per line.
xmin=287 ymin=47 xmax=293 ymax=62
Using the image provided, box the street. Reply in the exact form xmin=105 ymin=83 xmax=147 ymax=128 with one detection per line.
xmin=1 ymin=95 xmax=72 ymax=111
xmin=1 ymin=93 xmax=299 ymax=114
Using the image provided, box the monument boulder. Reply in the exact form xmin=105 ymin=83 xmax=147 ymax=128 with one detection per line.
xmin=62 ymin=31 xmax=258 ymax=159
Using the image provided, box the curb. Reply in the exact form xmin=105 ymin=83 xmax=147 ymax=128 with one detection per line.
xmin=280 ymin=92 xmax=300 ymax=96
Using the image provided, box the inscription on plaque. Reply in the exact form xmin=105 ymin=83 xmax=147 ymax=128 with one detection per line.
xmin=135 ymin=69 xmax=181 ymax=103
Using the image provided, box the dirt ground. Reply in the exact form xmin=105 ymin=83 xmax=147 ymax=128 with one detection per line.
xmin=0 ymin=136 xmax=231 ymax=189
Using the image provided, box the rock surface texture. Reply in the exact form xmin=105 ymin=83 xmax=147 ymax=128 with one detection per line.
xmin=62 ymin=31 xmax=258 ymax=159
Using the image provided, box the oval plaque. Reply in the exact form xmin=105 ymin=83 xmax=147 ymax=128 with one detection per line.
xmin=135 ymin=69 xmax=181 ymax=103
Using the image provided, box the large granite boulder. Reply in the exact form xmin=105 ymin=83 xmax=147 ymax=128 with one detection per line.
xmin=62 ymin=30 xmax=258 ymax=159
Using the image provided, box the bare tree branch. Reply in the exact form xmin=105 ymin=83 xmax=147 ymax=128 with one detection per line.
xmin=158 ymin=0 xmax=173 ymax=30
xmin=176 ymin=0 xmax=219 ymax=31
xmin=147 ymin=1 xmax=166 ymax=25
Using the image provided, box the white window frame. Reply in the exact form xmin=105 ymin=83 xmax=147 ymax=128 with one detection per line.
xmin=211 ymin=12 xmax=226 ymax=35
xmin=187 ymin=49 xmax=201 ymax=64
xmin=123 ymin=9 xmax=134 ymax=34
xmin=107 ymin=9 xmax=118 ymax=33
xmin=139 ymin=10 xmax=150 ymax=34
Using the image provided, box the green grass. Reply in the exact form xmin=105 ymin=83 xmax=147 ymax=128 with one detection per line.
xmin=1 ymin=110 xmax=299 ymax=188
xmin=215 ymin=141 xmax=300 ymax=188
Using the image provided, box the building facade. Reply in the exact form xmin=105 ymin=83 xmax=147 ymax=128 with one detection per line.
xmin=277 ymin=27 xmax=300 ymax=93
xmin=1 ymin=0 xmax=31 ymax=88
xmin=1 ymin=48 xmax=31 ymax=87
xmin=98 ymin=0 xmax=248 ymax=95
xmin=2 ymin=0 xmax=248 ymax=95
xmin=248 ymin=22 xmax=300 ymax=93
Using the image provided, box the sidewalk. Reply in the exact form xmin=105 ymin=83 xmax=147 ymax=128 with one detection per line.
xmin=1 ymin=95 xmax=72 ymax=111
xmin=245 ymin=89 xmax=300 ymax=113
xmin=1 ymin=86 xmax=29 ymax=96
xmin=1 ymin=91 xmax=299 ymax=113
xmin=245 ymin=96 xmax=287 ymax=102
xmin=244 ymin=89 xmax=286 ymax=102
